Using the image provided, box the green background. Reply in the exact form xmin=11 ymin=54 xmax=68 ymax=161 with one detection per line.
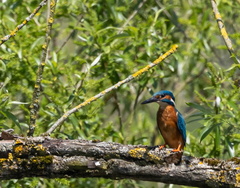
xmin=0 ymin=0 xmax=239 ymax=187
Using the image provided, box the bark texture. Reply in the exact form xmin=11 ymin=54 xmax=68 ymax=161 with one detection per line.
xmin=0 ymin=137 xmax=239 ymax=187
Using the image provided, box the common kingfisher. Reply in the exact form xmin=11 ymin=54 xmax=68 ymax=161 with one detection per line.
xmin=141 ymin=90 xmax=186 ymax=152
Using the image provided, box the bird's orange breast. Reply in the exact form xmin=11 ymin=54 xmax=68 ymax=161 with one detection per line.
xmin=157 ymin=105 xmax=184 ymax=150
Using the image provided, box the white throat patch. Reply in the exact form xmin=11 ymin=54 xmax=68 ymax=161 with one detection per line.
xmin=170 ymin=98 xmax=175 ymax=106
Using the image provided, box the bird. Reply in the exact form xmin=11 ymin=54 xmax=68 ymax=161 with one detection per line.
xmin=141 ymin=90 xmax=186 ymax=152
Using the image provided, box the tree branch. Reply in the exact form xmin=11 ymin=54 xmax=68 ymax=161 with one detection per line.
xmin=28 ymin=0 xmax=57 ymax=136
xmin=45 ymin=44 xmax=178 ymax=134
xmin=210 ymin=0 xmax=240 ymax=64
xmin=0 ymin=137 xmax=239 ymax=187
xmin=0 ymin=0 xmax=48 ymax=46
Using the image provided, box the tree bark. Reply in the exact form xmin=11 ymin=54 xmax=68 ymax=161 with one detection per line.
xmin=0 ymin=137 xmax=239 ymax=187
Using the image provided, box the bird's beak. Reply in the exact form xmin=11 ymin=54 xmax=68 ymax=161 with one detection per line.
xmin=141 ymin=97 xmax=158 ymax=104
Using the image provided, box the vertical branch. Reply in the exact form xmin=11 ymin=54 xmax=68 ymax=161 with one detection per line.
xmin=55 ymin=15 xmax=83 ymax=54
xmin=210 ymin=0 xmax=240 ymax=64
xmin=28 ymin=0 xmax=57 ymax=136
xmin=113 ymin=93 xmax=123 ymax=134
xmin=0 ymin=0 xmax=48 ymax=46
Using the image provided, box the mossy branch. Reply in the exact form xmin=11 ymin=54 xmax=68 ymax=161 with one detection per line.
xmin=0 ymin=0 xmax=48 ymax=46
xmin=0 ymin=137 xmax=239 ymax=187
xmin=45 ymin=45 xmax=178 ymax=134
xmin=28 ymin=0 xmax=57 ymax=136
xmin=210 ymin=0 xmax=240 ymax=64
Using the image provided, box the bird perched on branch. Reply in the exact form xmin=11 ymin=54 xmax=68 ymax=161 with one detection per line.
xmin=141 ymin=90 xmax=186 ymax=152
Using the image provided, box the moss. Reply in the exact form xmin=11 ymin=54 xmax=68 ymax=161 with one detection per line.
xmin=0 ymin=158 xmax=7 ymax=164
xmin=100 ymin=162 xmax=108 ymax=170
xmin=236 ymin=173 xmax=240 ymax=181
xmin=8 ymin=153 xmax=13 ymax=161
xmin=13 ymin=145 xmax=24 ymax=154
xmin=147 ymin=153 xmax=161 ymax=161
xmin=204 ymin=158 xmax=221 ymax=166
xmin=14 ymin=139 xmax=24 ymax=145
xmin=228 ymin=157 xmax=240 ymax=164
xmin=29 ymin=155 xmax=53 ymax=170
xmin=33 ymin=144 xmax=47 ymax=155
xmin=207 ymin=170 xmax=227 ymax=187
xmin=236 ymin=173 xmax=240 ymax=185
xmin=0 ymin=138 xmax=53 ymax=173
xmin=31 ymin=155 xmax=52 ymax=164
xmin=128 ymin=148 xmax=146 ymax=159
xmin=2 ymin=155 xmax=54 ymax=171
xmin=13 ymin=143 xmax=29 ymax=157
xmin=128 ymin=148 xmax=163 ymax=163
xmin=13 ymin=141 xmax=48 ymax=157
xmin=218 ymin=170 xmax=226 ymax=183
xmin=92 ymin=139 xmax=101 ymax=143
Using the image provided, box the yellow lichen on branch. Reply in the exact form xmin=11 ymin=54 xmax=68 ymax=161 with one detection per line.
xmin=28 ymin=0 xmax=57 ymax=136
xmin=46 ymin=45 xmax=178 ymax=134
xmin=129 ymin=148 xmax=146 ymax=159
xmin=210 ymin=0 xmax=240 ymax=64
xmin=132 ymin=45 xmax=178 ymax=78
xmin=0 ymin=0 xmax=48 ymax=46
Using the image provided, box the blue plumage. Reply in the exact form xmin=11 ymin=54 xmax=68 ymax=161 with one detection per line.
xmin=177 ymin=111 xmax=186 ymax=144
xmin=153 ymin=90 xmax=175 ymax=101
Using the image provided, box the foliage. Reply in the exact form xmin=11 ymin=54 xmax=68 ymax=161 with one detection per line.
xmin=0 ymin=0 xmax=239 ymax=187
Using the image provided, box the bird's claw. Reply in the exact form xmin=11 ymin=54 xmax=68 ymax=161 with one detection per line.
xmin=171 ymin=145 xmax=182 ymax=152
xmin=159 ymin=144 xmax=166 ymax=150
xmin=171 ymin=149 xmax=181 ymax=152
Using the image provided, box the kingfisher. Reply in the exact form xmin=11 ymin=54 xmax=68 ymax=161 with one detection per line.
xmin=141 ymin=90 xmax=186 ymax=152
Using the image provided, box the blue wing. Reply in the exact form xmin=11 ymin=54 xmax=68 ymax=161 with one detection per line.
xmin=177 ymin=110 xmax=186 ymax=144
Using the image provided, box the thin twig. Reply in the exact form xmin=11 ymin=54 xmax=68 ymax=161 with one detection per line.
xmin=28 ymin=0 xmax=57 ymax=136
xmin=55 ymin=15 xmax=83 ymax=54
xmin=45 ymin=45 xmax=178 ymax=134
xmin=118 ymin=0 xmax=147 ymax=34
xmin=210 ymin=0 xmax=240 ymax=64
xmin=113 ymin=92 xmax=123 ymax=134
xmin=155 ymin=0 xmax=188 ymax=41
xmin=0 ymin=0 xmax=48 ymax=46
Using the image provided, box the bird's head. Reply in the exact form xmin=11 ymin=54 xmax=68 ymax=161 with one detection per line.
xmin=141 ymin=90 xmax=175 ymax=107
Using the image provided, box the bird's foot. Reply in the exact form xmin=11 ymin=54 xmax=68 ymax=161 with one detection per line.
xmin=159 ymin=144 xmax=166 ymax=150
xmin=171 ymin=148 xmax=181 ymax=152
xmin=171 ymin=144 xmax=182 ymax=152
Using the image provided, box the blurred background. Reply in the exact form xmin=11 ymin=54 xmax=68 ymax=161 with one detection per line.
xmin=0 ymin=0 xmax=239 ymax=187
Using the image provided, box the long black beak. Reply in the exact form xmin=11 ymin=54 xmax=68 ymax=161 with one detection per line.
xmin=141 ymin=97 xmax=158 ymax=104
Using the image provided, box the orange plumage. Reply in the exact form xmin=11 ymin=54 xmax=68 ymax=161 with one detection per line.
xmin=157 ymin=105 xmax=185 ymax=151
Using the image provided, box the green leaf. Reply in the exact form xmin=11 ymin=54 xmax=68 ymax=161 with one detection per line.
xmin=105 ymin=33 xmax=130 ymax=45
xmin=30 ymin=36 xmax=44 ymax=51
xmin=186 ymin=102 xmax=212 ymax=114
xmin=90 ymin=53 xmax=102 ymax=67
xmin=69 ymin=115 xmax=79 ymax=128
xmin=225 ymin=64 xmax=240 ymax=72
xmin=225 ymin=136 xmax=235 ymax=157
xmin=9 ymin=101 xmax=28 ymax=105
xmin=0 ymin=110 xmax=22 ymax=130
xmin=200 ymin=122 xmax=221 ymax=142
xmin=187 ymin=117 xmax=203 ymax=124
xmin=0 ymin=60 xmax=6 ymax=72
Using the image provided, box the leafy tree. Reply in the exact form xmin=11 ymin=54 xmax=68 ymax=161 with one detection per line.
xmin=0 ymin=0 xmax=239 ymax=187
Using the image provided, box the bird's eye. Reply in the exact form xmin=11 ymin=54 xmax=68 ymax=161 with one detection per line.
xmin=155 ymin=94 xmax=165 ymax=99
